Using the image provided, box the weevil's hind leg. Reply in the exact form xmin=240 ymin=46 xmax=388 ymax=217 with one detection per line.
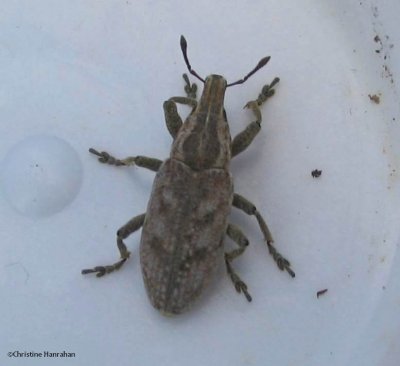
xmin=231 ymin=77 xmax=279 ymax=158
xmin=89 ymin=148 xmax=162 ymax=172
xmin=225 ymin=223 xmax=252 ymax=302
xmin=81 ymin=213 xmax=146 ymax=277
xmin=232 ymin=193 xmax=295 ymax=277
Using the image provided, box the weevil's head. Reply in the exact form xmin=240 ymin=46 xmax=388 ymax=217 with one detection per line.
xmin=170 ymin=36 xmax=272 ymax=171
xmin=170 ymin=72 xmax=231 ymax=170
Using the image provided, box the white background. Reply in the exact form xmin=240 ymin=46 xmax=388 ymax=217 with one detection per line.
xmin=1 ymin=1 xmax=400 ymax=365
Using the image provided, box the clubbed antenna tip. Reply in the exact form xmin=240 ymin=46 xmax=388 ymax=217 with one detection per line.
xmin=180 ymin=35 xmax=205 ymax=83
xmin=227 ymin=56 xmax=271 ymax=87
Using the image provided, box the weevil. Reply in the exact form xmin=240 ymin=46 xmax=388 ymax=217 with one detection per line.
xmin=82 ymin=36 xmax=295 ymax=315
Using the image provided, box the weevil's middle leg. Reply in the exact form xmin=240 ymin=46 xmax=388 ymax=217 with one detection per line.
xmin=231 ymin=77 xmax=279 ymax=158
xmin=81 ymin=213 xmax=146 ymax=277
xmin=89 ymin=148 xmax=162 ymax=172
xmin=225 ymin=223 xmax=252 ymax=302
xmin=232 ymin=193 xmax=295 ymax=278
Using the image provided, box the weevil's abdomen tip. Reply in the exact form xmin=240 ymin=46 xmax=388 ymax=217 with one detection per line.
xmin=159 ymin=310 xmax=177 ymax=317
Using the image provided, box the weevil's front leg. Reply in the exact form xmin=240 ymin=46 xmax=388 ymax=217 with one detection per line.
xmin=89 ymin=148 xmax=162 ymax=172
xmin=163 ymin=93 xmax=197 ymax=139
xmin=162 ymin=73 xmax=197 ymax=139
xmin=231 ymin=77 xmax=279 ymax=157
xmin=81 ymin=213 xmax=146 ymax=277
xmin=182 ymin=73 xmax=197 ymax=99
xmin=163 ymin=101 xmax=183 ymax=139
xmin=168 ymin=96 xmax=198 ymax=108
xmin=225 ymin=223 xmax=252 ymax=302
xmin=232 ymin=193 xmax=295 ymax=278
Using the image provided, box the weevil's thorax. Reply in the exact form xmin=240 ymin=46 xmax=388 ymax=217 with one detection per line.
xmin=170 ymin=75 xmax=232 ymax=171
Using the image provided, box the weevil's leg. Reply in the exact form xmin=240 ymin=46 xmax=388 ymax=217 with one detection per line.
xmin=225 ymin=223 xmax=252 ymax=302
xmin=182 ymin=73 xmax=197 ymax=99
xmin=81 ymin=213 xmax=146 ymax=277
xmin=163 ymin=94 xmax=198 ymax=139
xmin=163 ymin=100 xmax=183 ymax=139
xmin=231 ymin=77 xmax=279 ymax=158
xmin=232 ymin=193 xmax=295 ymax=278
xmin=168 ymin=96 xmax=197 ymax=108
xmin=89 ymin=148 xmax=162 ymax=172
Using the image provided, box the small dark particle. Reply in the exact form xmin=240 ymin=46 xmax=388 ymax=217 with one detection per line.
xmin=317 ymin=289 xmax=328 ymax=298
xmin=374 ymin=35 xmax=381 ymax=43
xmin=311 ymin=169 xmax=322 ymax=178
xmin=368 ymin=94 xmax=380 ymax=104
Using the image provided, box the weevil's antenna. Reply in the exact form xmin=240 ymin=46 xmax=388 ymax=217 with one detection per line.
xmin=227 ymin=56 xmax=271 ymax=87
xmin=180 ymin=35 xmax=205 ymax=84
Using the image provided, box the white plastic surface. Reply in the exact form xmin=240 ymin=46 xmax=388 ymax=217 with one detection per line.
xmin=1 ymin=1 xmax=399 ymax=366
xmin=1 ymin=135 xmax=82 ymax=217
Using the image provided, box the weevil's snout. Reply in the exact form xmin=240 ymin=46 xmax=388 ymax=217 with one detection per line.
xmin=204 ymin=74 xmax=227 ymax=89
xmin=196 ymin=75 xmax=227 ymax=115
xmin=206 ymin=74 xmax=226 ymax=81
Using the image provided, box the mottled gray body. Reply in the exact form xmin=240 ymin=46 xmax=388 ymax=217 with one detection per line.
xmin=141 ymin=76 xmax=233 ymax=314
xmin=82 ymin=36 xmax=295 ymax=315
xmin=141 ymin=159 xmax=233 ymax=314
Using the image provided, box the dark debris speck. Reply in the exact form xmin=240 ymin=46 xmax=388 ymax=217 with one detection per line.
xmin=368 ymin=94 xmax=381 ymax=104
xmin=317 ymin=289 xmax=328 ymax=298
xmin=311 ymin=169 xmax=322 ymax=178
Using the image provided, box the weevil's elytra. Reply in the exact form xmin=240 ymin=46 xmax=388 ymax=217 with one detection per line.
xmin=141 ymin=159 xmax=232 ymax=313
xmin=82 ymin=35 xmax=295 ymax=315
